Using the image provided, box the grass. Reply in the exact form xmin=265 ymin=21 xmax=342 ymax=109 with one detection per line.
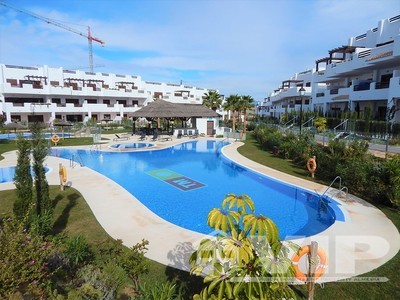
xmin=238 ymin=134 xmax=400 ymax=299
xmin=0 ymin=186 xmax=110 ymax=245
xmin=0 ymin=136 xmax=112 ymax=160
xmin=0 ymin=140 xmax=19 ymax=160
xmin=0 ymin=185 xmax=202 ymax=297
xmin=1 ymin=133 xmax=399 ymax=299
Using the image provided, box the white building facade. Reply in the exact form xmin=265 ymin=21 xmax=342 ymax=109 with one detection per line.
xmin=259 ymin=15 xmax=400 ymax=123
xmin=0 ymin=64 xmax=211 ymax=124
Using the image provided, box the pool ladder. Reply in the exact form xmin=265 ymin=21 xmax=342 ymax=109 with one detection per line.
xmin=215 ymin=138 xmax=228 ymax=153
xmin=317 ymin=176 xmax=349 ymax=202
xmin=70 ymin=154 xmax=84 ymax=168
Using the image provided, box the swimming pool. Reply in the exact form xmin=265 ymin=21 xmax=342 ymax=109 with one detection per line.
xmin=0 ymin=166 xmax=50 ymax=183
xmin=50 ymin=140 xmax=344 ymax=239
xmin=109 ymin=142 xmax=154 ymax=149
xmin=0 ymin=133 xmax=71 ymax=140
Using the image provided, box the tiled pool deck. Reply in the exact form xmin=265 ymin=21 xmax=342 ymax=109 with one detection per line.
xmin=1 ymin=135 xmax=399 ymax=282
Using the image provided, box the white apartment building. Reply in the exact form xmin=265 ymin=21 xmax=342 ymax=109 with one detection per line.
xmin=257 ymin=69 xmax=314 ymax=122
xmin=0 ymin=64 xmax=211 ymax=124
xmin=259 ymin=15 xmax=400 ymax=124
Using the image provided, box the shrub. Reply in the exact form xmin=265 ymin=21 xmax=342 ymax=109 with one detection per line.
xmin=63 ymin=235 xmax=93 ymax=268
xmin=190 ymin=194 xmax=299 ymax=299
xmin=138 ymin=281 xmax=182 ymax=300
xmin=13 ymin=134 xmax=33 ymax=221
xmin=0 ymin=217 xmax=58 ymax=298
xmin=73 ymin=263 xmax=129 ymax=300
xmin=383 ymin=155 xmax=400 ymax=208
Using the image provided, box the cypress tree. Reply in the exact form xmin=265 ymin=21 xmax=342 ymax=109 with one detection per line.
xmin=30 ymin=122 xmax=52 ymax=234
xmin=13 ymin=134 xmax=33 ymax=220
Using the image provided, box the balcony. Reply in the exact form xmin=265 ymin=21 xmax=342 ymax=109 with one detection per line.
xmin=375 ymin=82 xmax=390 ymax=89
xmin=330 ymin=89 xmax=339 ymax=95
xmin=353 ymin=82 xmax=371 ymax=91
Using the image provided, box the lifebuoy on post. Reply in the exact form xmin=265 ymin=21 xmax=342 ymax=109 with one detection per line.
xmin=307 ymin=157 xmax=317 ymax=174
xmin=61 ymin=166 xmax=67 ymax=183
xmin=59 ymin=163 xmax=67 ymax=191
xmin=292 ymin=245 xmax=328 ymax=281
xmin=51 ymin=134 xmax=60 ymax=144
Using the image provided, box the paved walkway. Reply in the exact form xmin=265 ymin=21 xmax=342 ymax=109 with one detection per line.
xmin=1 ymin=135 xmax=399 ymax=282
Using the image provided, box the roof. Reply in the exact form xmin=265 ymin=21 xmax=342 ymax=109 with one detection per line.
xmin=130 ymin=100 xmax=221 ymax=118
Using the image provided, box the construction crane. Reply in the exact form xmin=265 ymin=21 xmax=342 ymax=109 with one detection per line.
xmin=0 ymin=1 xmax=104 ymax=73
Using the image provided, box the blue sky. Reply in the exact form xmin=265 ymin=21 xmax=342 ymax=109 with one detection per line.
xmin=0 ymin=0 xmax=399 ymax=101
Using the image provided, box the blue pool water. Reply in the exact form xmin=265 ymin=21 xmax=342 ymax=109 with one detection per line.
xmin=0 ymin=133 xmax=71 ymax=140
xmin=0 ymin=166 xmax=50 ymax=183
xmin=50 ymin=140 xmax=343 ymax=239
xmin=110 ymin=142 xmax=154 ymax=149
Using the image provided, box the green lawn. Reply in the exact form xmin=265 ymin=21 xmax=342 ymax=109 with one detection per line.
xmin=1 ymin=134 xmax=399 ymax=299
xmin=0 ymin=137 xmax=112 ymax=160
xmin=0 ymin=140 xmax=18 ymax=160
xmin=238 ymin=134 xmax=400 ymax=299
xmin=0 ymin=186 xmax=203 ymax=298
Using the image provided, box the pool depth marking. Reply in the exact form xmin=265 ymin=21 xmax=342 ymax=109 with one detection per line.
xmin=147 ymin=169 xmax=205 ymax=191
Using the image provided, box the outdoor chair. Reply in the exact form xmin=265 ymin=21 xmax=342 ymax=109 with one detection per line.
xmin=113 ymin=134 xmax=130 ymax=141
xmin=151 ymin=131 xmax=158 ymax=141
xmin=138 ymin=131 xmax=146 ymax=141
xmin=191 ymin=129 xmax=199 ymax=139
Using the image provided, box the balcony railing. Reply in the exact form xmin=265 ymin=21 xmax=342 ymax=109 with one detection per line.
xmin=330 ymin=89 xmax=339 ymax=95
xmin=375 ymin=82 xmax=390 ymax=89
xmin=353 ymin=82 xmax=371 ymax=91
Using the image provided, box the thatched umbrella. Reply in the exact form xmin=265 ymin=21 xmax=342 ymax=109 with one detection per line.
xmin=130 ymin=100 xmax=220 ymax=131
xmin=53 ymin=120 xmax=72 ymax=139
xmin=4 ymin=122 xmax=27 ymax=133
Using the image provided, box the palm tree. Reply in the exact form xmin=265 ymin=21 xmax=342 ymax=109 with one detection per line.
xmin=202 ymin=90 xmax=222 ymax=111
xmin=223 ymin=94 xmax=240 ymax=132
xmin=190 ymin=194 xmax=299 ymax=300
xmin=239 ymin=95 xmax=255 ymax=134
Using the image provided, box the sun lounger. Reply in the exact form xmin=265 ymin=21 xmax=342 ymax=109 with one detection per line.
xmin=177 ymin=130 xmax=182 ymax=139
xmin=159 ymin=134 xmax=173 ymax=142
xmin=138 ymin=131 xmax=146 ymax=141
xmin=151 ymin=131 xmax=158 ymax=141
xmin=113 ymin=134 xmax=130 ymax=141
xmin=190 ymin=129 xmax=199 ymax=138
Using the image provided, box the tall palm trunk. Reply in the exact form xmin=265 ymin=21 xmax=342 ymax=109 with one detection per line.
xmin=232 ymin=110 xmax=236 ymax=132
xmin=242 ymin=111 xmax=246 ymax=133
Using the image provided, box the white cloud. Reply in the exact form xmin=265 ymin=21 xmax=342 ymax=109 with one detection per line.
xmin=1 ymin=0 xmax=399 ymax=101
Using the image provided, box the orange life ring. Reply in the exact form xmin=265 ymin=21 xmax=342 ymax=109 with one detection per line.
xmin=292 ymin=245 xmax=327 ymax=281
xmin=51 ymin=134 xmax=60 ymax=144
xmin=59 ymin=165 xmax=67 ymax=183
xmin=306 ymin=158 xmax=317 ymax=173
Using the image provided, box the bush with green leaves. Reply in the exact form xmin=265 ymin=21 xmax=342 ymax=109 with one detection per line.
xmin=0 ymin=216 xmax=58 ymax=298
xmin=30 ymin=122 xmax=51 ymax=218
xmin=64 ymin=235 xmax=93 ymax=268
xmin=138 ymin=281 xmax=182 ymax=300
xmin=71 ymin=262 xmax=129 ymax=300
xmin=190 ymin=194 xmax=299 ymax=300
xmin=13 ymin=134 xmax=33 ymax=221
xmin=383 ymin=154 xmax=400 ymax=208
xmin=251 ymin=127 xmax=400 ymax=208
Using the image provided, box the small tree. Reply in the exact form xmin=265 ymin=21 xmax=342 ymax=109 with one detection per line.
xmin=13 ymin=134 xmax=33 ymax=221
xmin=30 ymin=122 xmax=52 ymax=235
xmin=203 ymin=90 xmax=222 ymax=111
xmin=384 ymin=154 xmax=400 ymax=208
xmin=313 ymin=117 xmax=327 ymax=133
xmin=223 ymin=95 xmax=240 ymax=132
xmin=0 ymin=217 xmax=57 ymax=298
xmin=190 ymin=194 xmax=299 ymax=299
